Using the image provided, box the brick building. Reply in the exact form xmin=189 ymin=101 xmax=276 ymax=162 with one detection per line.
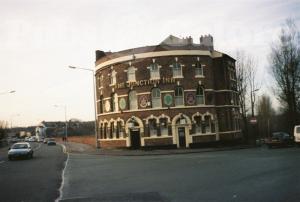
xmin=95 ymin=35 xmax=241 ymax=149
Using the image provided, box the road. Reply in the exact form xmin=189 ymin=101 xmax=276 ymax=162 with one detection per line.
xmin=59 ymin=147 xmax=300 ymax=202
xmin=0 ymin=142 xmax=67 ymax=202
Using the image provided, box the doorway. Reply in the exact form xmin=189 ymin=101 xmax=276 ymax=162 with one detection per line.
xmin=178 ymin=127 xmax=186 ymax=148
xmin=130 ymin=129 xmax=141 ymax=149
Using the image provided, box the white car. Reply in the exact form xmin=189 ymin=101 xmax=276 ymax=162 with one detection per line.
xmin=294 ymin=125 xmax=300 ymax=146
xmin=8 ymin=142 xmax=33 ymax=160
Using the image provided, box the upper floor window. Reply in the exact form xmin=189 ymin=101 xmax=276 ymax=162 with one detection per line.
xmin=99 ymin=95 xmax=103 ymax=114
xmin=127 ymin=65 xmax=136 ymax=82
xmin=98 ymin=75 xmax=103 ymax=88
xmin=195 ymin=63 xmax=203 ymax=76
xmin=196 ymin=85 xmax=205 ymax=105
xmin=171 ymin=57 xmax=183 ymax=78
xmin=110 ymin=70 xmax=117 ymax=85
xmin=174 ymin=87 xmax=184 ymax=106
xmin=111 ymin=93 xmax=116 ymax=112
xmin=149 ymin=63 xmax=160 ymax=79
xmin=151 ymin=88 xmax=161 ymax=108
xmin=128 ymin=90 xmax=138 ymax=110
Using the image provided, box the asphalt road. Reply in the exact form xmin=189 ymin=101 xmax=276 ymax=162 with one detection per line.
xmin=0 ymin=142 xmax=67 ymax=202
xmin=60 ymin=147 xmax=300 ymax=202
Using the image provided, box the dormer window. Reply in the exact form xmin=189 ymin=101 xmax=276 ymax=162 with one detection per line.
xmin=148 ymin=59 xmax=161 ymax=79
xmin=170 ymin=57 xmax=183 ymax=78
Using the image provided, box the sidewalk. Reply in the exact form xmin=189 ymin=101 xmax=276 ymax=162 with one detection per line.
xmin=59 ymin=141 xmax=255 ymax=156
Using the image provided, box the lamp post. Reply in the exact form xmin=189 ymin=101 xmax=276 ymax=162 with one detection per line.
xmin=68 ymin=65 xmax=99 ymax=148
xmin=54 ymin=105 xmax=68 ymax=141
xmin=0 ymin=90 xmax=16 ymax=95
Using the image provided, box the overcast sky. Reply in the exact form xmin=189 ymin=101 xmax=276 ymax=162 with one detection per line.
xmin=0 ymin=0 xmax=300 ymax=127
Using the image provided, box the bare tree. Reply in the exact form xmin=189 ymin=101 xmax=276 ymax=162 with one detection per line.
xmin=269 ymin=19 xmax=300 ymax=130
xmin=256 ymin=95 xmax=275 ymax=138
xmin=247 ymin=57 xmax=260 ymax=117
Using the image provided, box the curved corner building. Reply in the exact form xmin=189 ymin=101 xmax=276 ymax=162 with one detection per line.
xmin=95 ymin=35 xmax=242 ymax=149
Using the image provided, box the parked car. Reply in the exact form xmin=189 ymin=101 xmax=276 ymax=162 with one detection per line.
xmin=265 ymin=132 xmax=294 ymax=148
xmin=47 ymin=138 xmax=56 ymax=146
xmin=8 ymin=142 xmax=33 ymax=160
xmin=294 ymin=125 xmax=300 ymax=146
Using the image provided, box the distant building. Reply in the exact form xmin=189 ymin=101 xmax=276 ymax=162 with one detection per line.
xmin=95 ymin=35 xmax=241 ymax=149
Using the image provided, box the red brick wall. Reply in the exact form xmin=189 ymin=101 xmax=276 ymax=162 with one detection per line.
xmin=57 ymin=136 xmax=96 ymax=148
xmin=192 ymin=135 xmax=216 ymax=143
xmin=144 ymin=137 xmax=173 ymax=146
xmin=100 ymin=140 xmax=126 ymax=148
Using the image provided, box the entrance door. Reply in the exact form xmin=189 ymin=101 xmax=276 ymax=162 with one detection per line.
xmin=130 ymin=129 xmax=141 ymax=149
xmin=178 ymin=127 xmax=186 ymax=148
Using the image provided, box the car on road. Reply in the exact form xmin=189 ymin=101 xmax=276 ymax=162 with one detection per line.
xmin=47 ymin=138 xmax=56 ymax=146
xmin=265 ymin=132 xmax=294 ymax=148
xmin=294 ymin=125 xmax=300 ymax=146
xmin=8 ymin=142 xmax=33 ymax=160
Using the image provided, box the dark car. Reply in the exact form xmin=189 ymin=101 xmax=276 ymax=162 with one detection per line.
xmin=8 ymin=142 xmax=33 ymax=160
xmin=265 ymin=132 xmax=294 ymax=148
xmin=47 ymin=138 xmax=56 ymax=146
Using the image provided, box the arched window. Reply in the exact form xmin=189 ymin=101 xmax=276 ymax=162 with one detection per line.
xmin=160 ymin=118 xmax=168 ymax=136
xmin=149 ymin=119 xmax=157 ymax=136
xmin=151 ymin=88 xmax=161 ymax=108
xmin=196 ymin=85 xmax=204 ymax=105
xmin=203 ymin=115 xmax=214 ymax=133
xmin=175 ymin=87 xmax=184 ymax=106
xmin=194 ymin=116 xmax=202 ymax=133
xmin=129 ymin=90 xmax=138 ymax=110
xmin=127 ymin=66 xmax=136 ymax=82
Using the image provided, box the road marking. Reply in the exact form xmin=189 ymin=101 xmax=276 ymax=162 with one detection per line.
xmin=55 ymin=144 xmax=69 ymax=202
xmin=0 ymin=161 xmax=5 ymax=164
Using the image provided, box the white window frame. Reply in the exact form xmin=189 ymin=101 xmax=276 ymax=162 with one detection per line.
xmin=174 ymin=87 xmax=184 ymax=106
xmin=196 ymin=86 xmax=205 ymax=105
xmin=151 ymin=88 xmax=161 ymax=108
xmin=129 ymin=90 xmax=138 ymax=110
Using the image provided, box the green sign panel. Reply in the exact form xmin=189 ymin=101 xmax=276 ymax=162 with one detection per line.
xmin=164 ymin=94 xmax=173 ymax=106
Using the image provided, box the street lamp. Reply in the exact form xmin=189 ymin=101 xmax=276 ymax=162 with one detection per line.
xmin=250 ymin=88 xmax=259 ymax=117
xmin=54 ymin=105 xmax=68 ymax=141
xmin=0 ymin=90 xmax=16 ymax=95
xmin=68 ymin=65 xmax=99 ymax=148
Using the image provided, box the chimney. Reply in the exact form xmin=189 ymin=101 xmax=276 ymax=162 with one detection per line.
xmin=95 ymin=50 xmax=106 ymax=61
xmin=200 ymin=35 xmax=214 ymax=50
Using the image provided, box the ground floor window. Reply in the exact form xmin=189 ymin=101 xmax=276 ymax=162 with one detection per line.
xmin=160 ymin=118 xmax=168 ymax=136
xmin=149 ymin=119 xmax=157 ymax=136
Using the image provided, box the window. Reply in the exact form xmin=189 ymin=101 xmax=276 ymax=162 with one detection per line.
xmin=196 ymin=86 xmax=204 ymax=105
xmin=151 ymin=88 xmax=161 ymax=108
xmin=172 ymin=62 xmax=182 ymax=77
xmin=110 ymin=70 xmax=117 ymax=85
xmin=99 ymin=95 xmax=103 ymax=114
xmin=127 ymin=66 xmax=136 ymax=82
xmin=129 ymin=90 xmax=137 ymax=110
xmin=149 ymin=119 xmax=157 ymax=136
xmin=116 ymin=121 xmax=124 ymax=138
xmin=195 ymin=63 xmax=203 ymax=76
xmin=149 ymin=63 xmax=160 ymax=79
xmin=110 ymin=122 xmax=115 ymax=138
xmin=160 ymin=118 xmax=168 ymax=136
xmin=110 ymin=93 xmax=117 ymax=112
xmin=202 ymin=115 xmax=214 ymax=133
xmin=104 ymin=123 xmax=108 ymax=139
xmin=175 ymin=87 xmax=184 ymax=106
xmin=195 ymin=116 xmax=202 ymax=133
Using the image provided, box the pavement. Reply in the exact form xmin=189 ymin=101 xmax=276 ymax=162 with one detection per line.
xmin=59 ymin=140 xmax=255 ymax=156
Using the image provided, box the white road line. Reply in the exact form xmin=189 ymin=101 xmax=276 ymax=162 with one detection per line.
xmin=55 ymin=144 xmax=70 ymax=202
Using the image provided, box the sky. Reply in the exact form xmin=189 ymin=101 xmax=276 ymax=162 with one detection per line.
xmin=0 ymin=0 xmax=300 ymax=127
